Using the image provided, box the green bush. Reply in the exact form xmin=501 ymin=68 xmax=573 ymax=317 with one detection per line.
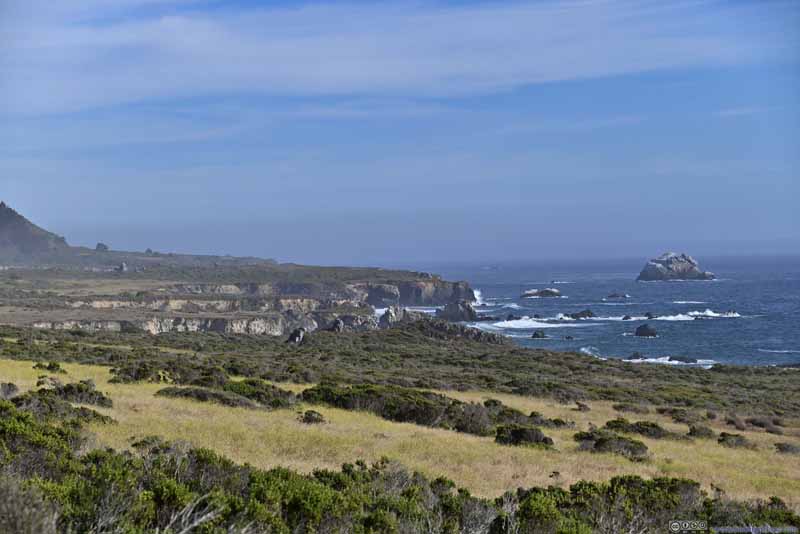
xmin=574 ymin=430 xmax=649 ymax=462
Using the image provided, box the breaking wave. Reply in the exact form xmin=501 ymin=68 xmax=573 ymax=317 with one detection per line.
xmin=491 ymin=316 xmax=592 ymax=329
xmin=579 ymin=346 xmax=605 ymax=360
xmin=473 ymin=290 xmax=485 ymax=306
xmin=758 ymin=349 xmax=800 ymax=354
xmin=625 ymin=356 xmax=716 ymax=368
xmin=673 ymin=301 xmax=707 ymax=304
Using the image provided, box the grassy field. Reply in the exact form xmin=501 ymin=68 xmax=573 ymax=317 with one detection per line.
xmin=3 ymin=357 xmax=798 ymax=508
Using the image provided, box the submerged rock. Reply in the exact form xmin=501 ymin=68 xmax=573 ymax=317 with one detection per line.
xmin=635 ymin=324 xmax=658 ymax=337
xmin=606 ymin=292 xmax=630 ymax=299
xmin=637 ymin=252 xmax=715 ymax=281
xmin=531 ymin=330 xmax=547 ymax=339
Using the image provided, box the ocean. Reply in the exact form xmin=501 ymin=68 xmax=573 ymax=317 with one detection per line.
xmin=413 ymin=255 xmax=800 ymax=367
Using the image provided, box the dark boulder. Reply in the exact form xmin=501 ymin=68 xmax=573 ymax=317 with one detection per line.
xmin=635 ymin=324 xmax=657 ymax=337
xmin=95 ymin=242 xmax=109 ymax=252
xmin=531 ymin=330 xmax=547 ymax=339
xmin=286 ymin=327 xmax=306 ymax=344
xmin=622 ymin=315 xmax=633 ymax=321
xmin=327 ymin=318 xmax=345 ymax=333
xmin=568 ymin=309 xmax=594 ymax=320
xmin=644 ymin=312 xmax=658 ymax=320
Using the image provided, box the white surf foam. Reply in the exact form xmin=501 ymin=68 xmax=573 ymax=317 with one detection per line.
xmin=687 ymin=309 xmax=741 ymax=318
xmin=491 ymin=316 xmax=591 ymax=329
xmin=758 ymin=349 xmax=800 ymax=354
xmin=579 ymin=346 xmax=606 ymax=360
xmin=673 ymin=301 xmax=707 ymax=304
xmin=473 ymin=289 xmax=485 ymax=306
xmin=625 ymin=356 xmax=716 ymax=368
xmin=373 ymin=307 xmax=387 ymax=318
xmin=406 ymin=306 xmax=439 ymax=315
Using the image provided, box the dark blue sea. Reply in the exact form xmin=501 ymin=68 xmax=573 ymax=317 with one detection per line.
xmin=410 ymin=256 xmax=800 ymax=367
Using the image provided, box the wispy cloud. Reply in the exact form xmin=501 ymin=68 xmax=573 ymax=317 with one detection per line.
xmin=714 ymin=107 xmax=772 ymax=118
xmin=1 ymin=0 xmax=796 ymax=115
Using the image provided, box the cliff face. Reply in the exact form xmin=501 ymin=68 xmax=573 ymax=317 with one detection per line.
xmin=352 ymin=280 xmax=475 ymax=307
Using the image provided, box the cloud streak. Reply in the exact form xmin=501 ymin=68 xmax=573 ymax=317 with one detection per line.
xmin=1 ymin=0 xmax=795 ymax=114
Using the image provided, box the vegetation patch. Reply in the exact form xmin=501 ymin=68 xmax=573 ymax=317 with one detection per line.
xmin=221 ymin=378 xmax=296 ymax=409
xmin=603 ymin=417 xmax=685 ymax=440
xmin=612 ymin=402 xmax=650 ymax=414
xmin=494 ymin=424 xmax=553 ymax=448
xmin=2 ymin=323 xmax=798 ymax=417
xmin=775 ymin=442 xmax=800 ymax=455
xmin=656 ymin=407 xmax=703 ymax=424
xmin=155 ymin=386 xmax=259 ymax=409
xmin=33 ymin=361 xmax=66 ymax=374
xmin=718 ymin=432 xmax=756 ymax=449
xmin=301 ymin=383 xmax=569 ymax=436
xmin=3 ymin=397 xmax=798 ymax=533
xmin=299 ymin=410 xmax=326 ymax=424
xmin=687 ymin=424 xmax=716 ymax=439
xmin=574 ymin=430 xmax=650 ymax=462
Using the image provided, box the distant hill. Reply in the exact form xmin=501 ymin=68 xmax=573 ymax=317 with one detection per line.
xmin=0 ymin=202 xmax=70 ymax=262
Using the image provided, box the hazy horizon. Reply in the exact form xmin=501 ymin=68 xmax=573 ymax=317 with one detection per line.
xmin=2 ymin=1 xmax=798 ymax=265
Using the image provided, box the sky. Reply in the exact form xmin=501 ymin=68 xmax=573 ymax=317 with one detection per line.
xmin=1 ymin=0 xmax=799 ymax=266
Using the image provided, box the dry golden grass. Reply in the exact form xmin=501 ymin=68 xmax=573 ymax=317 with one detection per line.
xmin=2 ymin=358 xmax=798 ymax=508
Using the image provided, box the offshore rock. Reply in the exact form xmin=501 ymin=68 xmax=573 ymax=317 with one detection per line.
xmin=637 ymin=252 xmax=715 ymax=281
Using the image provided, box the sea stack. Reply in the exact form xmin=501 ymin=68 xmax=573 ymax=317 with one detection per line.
xmin=637 ymin=252 xmax=715 ymax=281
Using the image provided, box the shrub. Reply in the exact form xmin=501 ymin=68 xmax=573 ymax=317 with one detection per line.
xmin=221 ymin=379 xmax=296 ymax=409
xmin=746 ymin=416 xmax=783 ymax=435
xmin=657 ymin=407 xmax=701 ymax=424
xmin=33 ymin=361 xmax=66 ymax=374
xmin=51 ymin=379 xmax=113 ymax=408
xmin=0 ymin=476 xmax=59 ymax=534
xmin=155 ymin=387 xmax=258 ymax=409
xmin=574 ymin=430 xmax=649 ymax=461
xmin=774 ymin=442 xmax=799 ymax=455
xmin=300 ymin=410 xmax=325 ymax=424
xmin=0 ymin=382 xmax=18 ymax=400
xmin=612 ymin=402 xmax=650 ymax=414
xmin=718 ymin=432 xmax=756 ymax=449
xmin=725 ymin=414 xmax=747 ymax=431
xmin=603 ymin=417 xmax=679 ymax=440
xmin=687 ymin=424 xmax=715 ymax=439
xmin=10 ymin=389 xmax=114 ymax=425
xmin=495 ymin=424 xmax=553 ymax=448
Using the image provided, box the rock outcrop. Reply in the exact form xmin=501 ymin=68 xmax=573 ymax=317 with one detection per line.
xmin=378 ymin=306 xmax=427 ymax=329
xmin=568 ymin=309 xmax=594 ymax=320
xmin=637 ymin=252 xmax=715 ymax=281
xmin=635 ymin=324 xmax=658 ymax=338
xmin=435 ymin=300 xmax=478 ymax=322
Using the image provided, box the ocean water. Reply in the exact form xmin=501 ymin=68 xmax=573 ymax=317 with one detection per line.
xmin=420 ymin=256 xmax=800 ymax=367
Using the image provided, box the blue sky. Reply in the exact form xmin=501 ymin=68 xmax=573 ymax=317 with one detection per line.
xmin=1 ymin=0 xmax=798 ymax=265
